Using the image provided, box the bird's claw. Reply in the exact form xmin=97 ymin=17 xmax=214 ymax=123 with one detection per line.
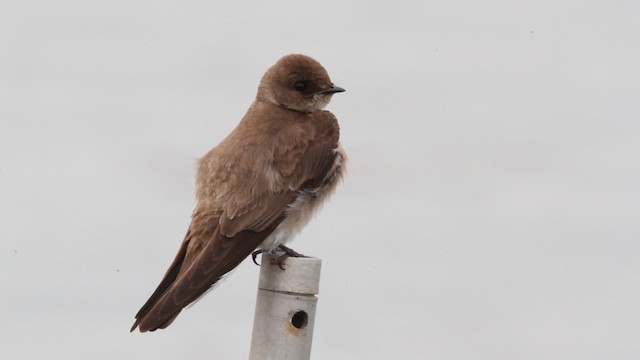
xmin=272 ymin=245 xmax=307 ymax=270
xmin=251 ymin=250 xmax=265 ymax=266
xmin=254 ymin=245 xmax=306 ymax=269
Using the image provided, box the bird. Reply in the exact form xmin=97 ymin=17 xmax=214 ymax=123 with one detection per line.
xmin=131 ymin=54 xmax=346 ymax=332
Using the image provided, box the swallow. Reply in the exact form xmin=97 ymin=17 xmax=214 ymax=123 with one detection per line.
xmin=131 ymin=54 xmax=346 ymax=332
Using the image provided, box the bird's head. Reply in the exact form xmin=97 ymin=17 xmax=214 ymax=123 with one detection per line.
xmin=257 ymin=54 xmax=345 ymax=113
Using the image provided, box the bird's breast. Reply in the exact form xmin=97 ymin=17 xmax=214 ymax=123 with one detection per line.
xmin=258 ymin=144 xmax=347 ymax=251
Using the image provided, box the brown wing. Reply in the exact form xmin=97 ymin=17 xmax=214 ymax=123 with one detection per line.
xmin=131 ymin=110 xmax=340 ymax=332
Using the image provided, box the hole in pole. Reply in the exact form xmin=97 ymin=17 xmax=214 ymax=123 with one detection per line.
xmin=291 ymin=310 xmax=308 ymax=329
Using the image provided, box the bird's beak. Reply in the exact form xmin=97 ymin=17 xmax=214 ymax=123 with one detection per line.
xmin=318 ymin=85 xmax=345 ymax=94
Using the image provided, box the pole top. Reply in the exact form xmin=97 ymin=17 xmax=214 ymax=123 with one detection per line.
xmin=258 ymin=254 xmax=322 ymax=295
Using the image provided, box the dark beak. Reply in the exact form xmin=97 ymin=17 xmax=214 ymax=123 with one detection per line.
xmin=318 ymin=85 xmax=345 ymax=94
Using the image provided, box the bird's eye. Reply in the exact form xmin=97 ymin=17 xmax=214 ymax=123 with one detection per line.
xmin=294 ymin=81 xmax=307 ymax=91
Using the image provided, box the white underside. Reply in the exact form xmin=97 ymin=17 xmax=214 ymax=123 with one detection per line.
xmin=258 ymin=144 xmax=346 ymax=252
xmin=258 ymin=192 xmax=317 ymax=251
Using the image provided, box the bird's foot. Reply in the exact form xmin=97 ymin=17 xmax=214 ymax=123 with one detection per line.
xmin=271 ymin=245 xmax=307 ymax=270
xmin=253 ymin=245 xmax=307 ymax=269
xmin=277 ymin=244 xmax=306 ymax=258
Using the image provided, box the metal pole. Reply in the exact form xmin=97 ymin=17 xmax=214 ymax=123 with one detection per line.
xmin=249 ymin=253 xmax=322 ymax=360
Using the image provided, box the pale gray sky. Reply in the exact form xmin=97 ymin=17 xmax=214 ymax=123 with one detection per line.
xmin=2 ymin=1 xmax=639 ymax=359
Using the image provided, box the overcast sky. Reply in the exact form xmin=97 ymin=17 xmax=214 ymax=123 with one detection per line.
xmin=2 ymin=1 xmax=639 ymax=359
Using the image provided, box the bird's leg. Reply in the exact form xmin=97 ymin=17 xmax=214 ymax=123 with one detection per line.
xmin=277 ymin=244 xmax=306 ymax=258
xmin=251 ymin=249 xmax=265 ymax=266
xmin=271 ymin=244 xmax=307 ymax=270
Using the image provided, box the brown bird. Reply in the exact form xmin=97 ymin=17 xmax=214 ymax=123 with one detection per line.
xmin=131 ymin=54 xmax=346 ymax=332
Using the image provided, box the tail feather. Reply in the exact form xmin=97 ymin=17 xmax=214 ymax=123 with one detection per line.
xmin=130 ymin=233 xmax=190 ymax=332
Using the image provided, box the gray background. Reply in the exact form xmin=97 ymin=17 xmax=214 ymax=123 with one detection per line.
xmin=2 ymin=1 xmax=639 ymax=359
